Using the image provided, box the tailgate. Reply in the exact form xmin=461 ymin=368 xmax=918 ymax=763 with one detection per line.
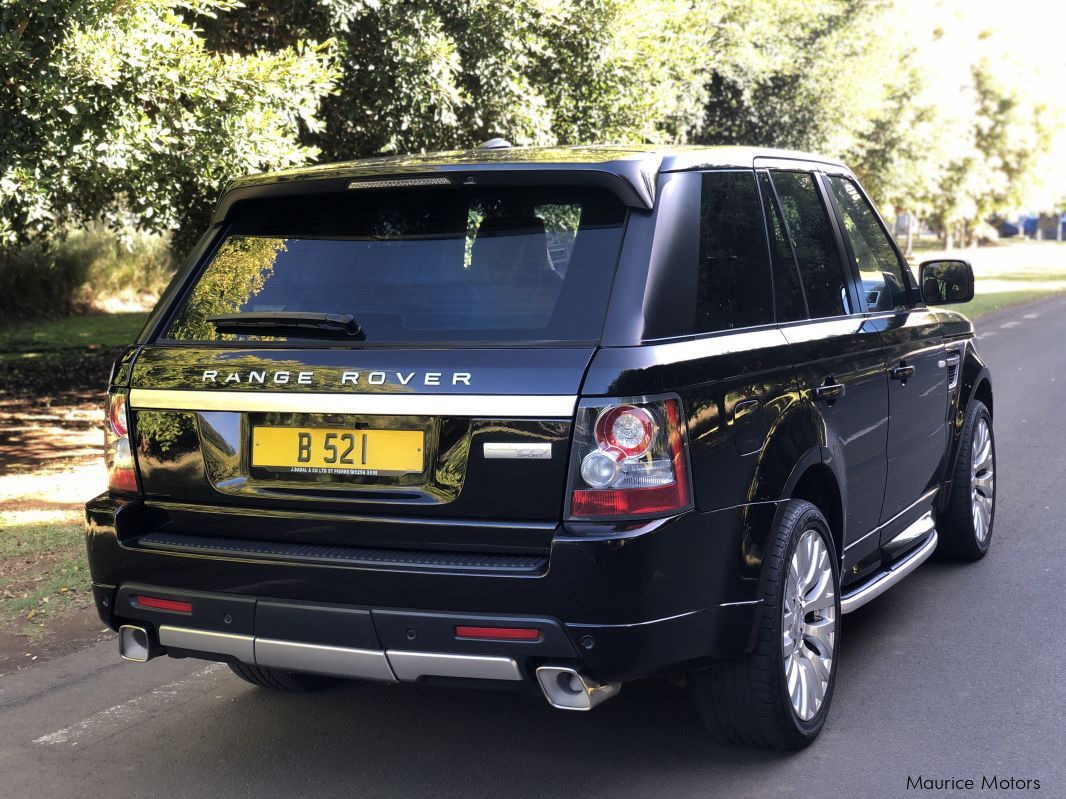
xmin=126 ymin=346 xmax=591 ymax=549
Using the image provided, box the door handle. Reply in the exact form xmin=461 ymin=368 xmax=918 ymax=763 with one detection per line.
xmin=889 ymin=363 xmax=916 ymax=382
xmin=814 ymin=382 xmax=846 ymax=402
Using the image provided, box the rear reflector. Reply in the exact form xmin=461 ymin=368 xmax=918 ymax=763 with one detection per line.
xmin=454 ymin=626 xmax=541 ymax=641
xmin=133 ymin=596 xmax=193 ymax=614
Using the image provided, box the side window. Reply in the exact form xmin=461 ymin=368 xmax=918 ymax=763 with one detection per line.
xmin=768 ymin=171 xmax=852 ymax=318
xmin=758 ymin=172 xmax=807 ymax=322
xmin=826 ymin=176 xmax=911 ymax=311
xmin=696 ymin=170 xmax=773 ymax=332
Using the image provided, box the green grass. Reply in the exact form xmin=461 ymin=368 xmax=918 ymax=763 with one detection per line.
xmin=0 ymin=514 xmax=89 ymax=636
xmin=0 ymin=517 xmax=79 ymax=559
xmin=947 ymin=289 xmax=1060 ymax=319
xmin=0 ymin=312 xmax=147 ymax=357
xmin=5 ymin=555 xmax=90 ymax=638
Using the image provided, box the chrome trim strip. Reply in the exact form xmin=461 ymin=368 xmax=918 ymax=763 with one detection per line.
xmin=844 ymin=487 xmax=939 ymax=552
xmin=129 ymin=388 xmax=576 ymax=418
xmin=642 ymin=328 xmax=788 ymax=363
xmin=255 ymin=638 xmax=396 ymax=681
xmin=781 ymin=317 xmax=870 ymax=344
xmin=158 ymin=625 xmax=255 ymax=662
xmin=483 ymin=442 xmax=553 ymax=460
xmin=386 ymin=651 xmax=522 ymax=682
xmin=565 ymin=608 xmax=704 ymax=629
xmin=840 ymin=530 xmax=938 ymax=614
xmin=719 ymin=600 xmax=762 ymax=608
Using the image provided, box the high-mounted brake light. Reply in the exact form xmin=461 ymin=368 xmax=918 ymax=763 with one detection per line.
xmin=105 ymin=392 xmax=139 ymax=494
xmin=567 ymin=395 xmax=691 ymax=520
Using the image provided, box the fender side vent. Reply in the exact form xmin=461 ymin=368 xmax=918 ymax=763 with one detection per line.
xmin=946 ymin=351 xmax=961 ymax=390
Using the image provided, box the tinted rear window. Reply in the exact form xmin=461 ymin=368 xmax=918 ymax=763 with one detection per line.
xmin=163 ymin=187 xmax=627 ymax=345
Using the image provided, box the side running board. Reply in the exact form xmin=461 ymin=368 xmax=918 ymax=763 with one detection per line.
xmin=840 ymin=515 xmax=938 ymax=614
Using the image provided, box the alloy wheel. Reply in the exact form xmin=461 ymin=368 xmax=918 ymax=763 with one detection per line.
xmin=782 ymin=529 xmax=837 ymax=722
xmin=971 ymin=417 xmax=995 ymax=543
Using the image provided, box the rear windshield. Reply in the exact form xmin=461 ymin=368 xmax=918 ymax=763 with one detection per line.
xmin=162 ymin=186 xmax=628 ymax=345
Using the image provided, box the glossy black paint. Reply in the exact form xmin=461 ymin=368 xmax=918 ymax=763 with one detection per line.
xmin=87 ymin=146 xmax=992 ymax=687
xmin=88 ymin=495 xmax=764 ymax=682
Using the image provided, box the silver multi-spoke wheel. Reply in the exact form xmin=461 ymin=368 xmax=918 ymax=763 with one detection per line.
xmin=970 ymin=417 xmax=995 ymax=543
xmin=783 ymin=529 xmax=837 ymax=722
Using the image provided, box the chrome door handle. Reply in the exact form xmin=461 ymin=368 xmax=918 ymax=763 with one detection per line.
xmin=889 ymin=363 xmax=916 ymax=382
xmin=814 ymin=382 xmax=845 ymax=402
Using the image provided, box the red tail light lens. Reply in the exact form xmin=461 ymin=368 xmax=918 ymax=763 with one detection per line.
xmin=567 ymin=395 xmax=691 ymax=520
xmin=454 ymin=626 xmax=541 ymax=641
xmin=105 ymin=393 xmax=139 ymax=494
xmin=133 ymin=596 xmax=193 ymax=613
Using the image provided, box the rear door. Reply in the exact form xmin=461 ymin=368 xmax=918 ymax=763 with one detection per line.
xmin=759 ymin=168 xmax=889 ymax=577
xmin=127 ymin=184 xmax=629 ymax=552
xmin=821 ymin=174 xmax=948 ymax=537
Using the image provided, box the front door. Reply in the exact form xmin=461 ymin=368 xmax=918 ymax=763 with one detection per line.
xmin=821 ymin=175 xmax=948 ymax=538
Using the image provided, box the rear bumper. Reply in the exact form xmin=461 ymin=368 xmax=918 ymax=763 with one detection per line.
xmin=86 ymin=494 xmax=776 ymax=683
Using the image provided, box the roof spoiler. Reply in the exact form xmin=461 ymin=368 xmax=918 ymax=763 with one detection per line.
xmin=210 ymin=158 xmax=661 ymax=224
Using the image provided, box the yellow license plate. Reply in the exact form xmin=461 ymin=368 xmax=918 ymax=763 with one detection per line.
xmin=252 ymin=427 xmax=424 ymax=475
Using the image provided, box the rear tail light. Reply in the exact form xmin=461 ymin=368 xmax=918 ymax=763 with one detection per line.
xmin=105 ymin=392 xmax=139 ymax=494
xmin=566 ymin=395 xmax=691 ymax=520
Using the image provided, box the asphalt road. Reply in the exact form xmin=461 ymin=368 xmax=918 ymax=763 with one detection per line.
xmin=2 ymin=296 xmax=1065 ymax=799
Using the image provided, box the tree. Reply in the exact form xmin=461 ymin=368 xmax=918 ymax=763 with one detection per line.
xmin=197 ymin=0 xmax=726 ymax=160
xmin=0 ymin=0 xmax=339 ymax=251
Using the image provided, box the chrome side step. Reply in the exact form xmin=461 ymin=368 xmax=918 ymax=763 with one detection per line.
xmin=155 ymin=625 xmax=521 ymax=683
xmin=840 ymin=528 xmax=939 ymax=614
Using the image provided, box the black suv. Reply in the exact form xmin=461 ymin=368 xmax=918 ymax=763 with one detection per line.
xmin=87 ymin=145 xmax=995 ymax=749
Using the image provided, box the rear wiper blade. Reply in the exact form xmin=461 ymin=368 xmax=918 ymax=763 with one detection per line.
xmin=208 ymin=312 xmax=364 ymax=339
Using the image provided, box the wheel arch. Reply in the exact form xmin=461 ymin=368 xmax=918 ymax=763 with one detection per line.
xmin=785 ymin=462 xmax=845 ymax=561
xmin=937 ymin=343 xmax=992 ymax=511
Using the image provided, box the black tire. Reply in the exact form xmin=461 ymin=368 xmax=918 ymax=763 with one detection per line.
xmin=936 ymin=399 xmax=995 ymax=561
xmin=689 ymin=500 xmax=840 ymax=749
xmin=228 ymin=662 xmax=341 ymax=692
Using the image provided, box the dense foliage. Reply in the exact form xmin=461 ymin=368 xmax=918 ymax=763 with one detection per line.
xmin=0 ymin=0 xmax=1062 ymax=285
xmin=0 ymin=0 xmax=338 ymax=250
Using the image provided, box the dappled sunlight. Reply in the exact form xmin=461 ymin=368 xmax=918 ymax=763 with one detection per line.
xmin=0 ymin=508 xmax=82 ymax=528
xmin=0 ymin=462 xmax=105 ymax=508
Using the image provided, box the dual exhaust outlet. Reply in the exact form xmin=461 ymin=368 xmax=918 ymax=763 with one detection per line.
xmin=119 ymin=625 xmax=620 ymax=711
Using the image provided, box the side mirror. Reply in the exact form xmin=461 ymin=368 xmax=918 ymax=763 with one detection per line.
xmin=919 ymin=259 xmax=974 ymax=305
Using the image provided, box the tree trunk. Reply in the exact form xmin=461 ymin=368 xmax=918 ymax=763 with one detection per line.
xmin=905 ymin=212 xmax=914 ymax=255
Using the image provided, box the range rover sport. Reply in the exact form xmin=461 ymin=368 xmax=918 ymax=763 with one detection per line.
xmin=86 ymin=144 xmax=995 ymax=749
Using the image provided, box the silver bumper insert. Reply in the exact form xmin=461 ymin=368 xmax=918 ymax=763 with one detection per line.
xmin=386 ymin=650 xmax=522 ymax=682
xmin=159 ymin=625 xmax=255 ymax=663
xmin=153 ymin=625 xmax=521 ymax=683
xmin=256 ymin=638 xmax=396 ymax=682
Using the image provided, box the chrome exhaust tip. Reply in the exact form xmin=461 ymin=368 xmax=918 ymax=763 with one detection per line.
xmin=535 ymin=665 xmax=620 ymax=711
xmin=119 ymin=625 xmax=158 ymax=663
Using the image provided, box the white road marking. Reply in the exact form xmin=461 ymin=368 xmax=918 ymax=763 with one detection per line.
xmin=978 ymin=331 xmax=996 ymax=338
xmin=32 ymin=664 xmax=221 ymax=746
xmin=1023 ymin=312 xmax=1041 ymax=319
xmin=1000 ymin=321 xmax=1020 ymax=329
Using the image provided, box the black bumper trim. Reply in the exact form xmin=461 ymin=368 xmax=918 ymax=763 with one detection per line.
xmin=131 ymin=532 xmax=548 ymax=574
